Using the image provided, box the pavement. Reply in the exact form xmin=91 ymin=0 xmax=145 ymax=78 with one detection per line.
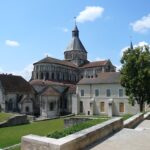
xmin=84 ymin=120 xmax=150 ymax=150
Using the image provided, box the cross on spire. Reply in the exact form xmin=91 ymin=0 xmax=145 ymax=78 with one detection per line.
xmin=74 ymin=16 xmax=77 ymax=26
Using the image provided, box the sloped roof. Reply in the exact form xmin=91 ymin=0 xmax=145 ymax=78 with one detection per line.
xmin=65 ymin=37 xmax=87 ymax=53
xmin=65 ymin=25 xmax=87 ymax=53
xmin=30 ymin=79 xmax=76 ymax=95
xmin=66 ymin=84 xmax=76 ymax=94
xmin=0 ymin=74 xmax=34 ymax=93
xmin=34 ymin=56 xmax=77 ymax=68
xmin=80 ymin=60 xmax=108 ymax=68
xmin=40 ymin=86 xmax=61 ymax=96
xmin=78 ymin=72 xmax=120 ymax=85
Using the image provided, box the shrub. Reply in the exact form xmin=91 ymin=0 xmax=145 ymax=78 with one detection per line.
xmin=47 ymin=118 xmax=108 ymax=139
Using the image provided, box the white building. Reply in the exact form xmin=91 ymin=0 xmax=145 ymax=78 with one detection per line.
xmin=0 ymin=74 xmax=35 ymax=115
xmin=75 ymin=72 xmax=140 ymax=116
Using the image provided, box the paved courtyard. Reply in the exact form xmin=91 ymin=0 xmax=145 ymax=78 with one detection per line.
xmin=85 ymin=120 xmax=150 ymax=150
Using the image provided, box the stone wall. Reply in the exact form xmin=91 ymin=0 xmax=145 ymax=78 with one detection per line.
xmin=0 ymin=114 xmax=29 ymax=128
xmin=64 ymin=117 xmax=91 ymax=128
xmin=124 ymin=113 xmax=144 ymax=128
xmin=144 ymin=112 xmax=150 ymax=120
xmin=21 ymin=117 xmax=123 ymax=150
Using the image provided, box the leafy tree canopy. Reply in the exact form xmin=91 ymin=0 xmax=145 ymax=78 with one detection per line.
xmin=120 ymin=45 xmax=150 ymax=112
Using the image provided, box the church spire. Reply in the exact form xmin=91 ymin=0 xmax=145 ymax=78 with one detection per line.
xmin=72 ymin=17 xmax=79 ymax=37
xmin=130 ymin=35 xmax=133 ymax=50
xmin=130 ymin=41 xmax=133 ymax=50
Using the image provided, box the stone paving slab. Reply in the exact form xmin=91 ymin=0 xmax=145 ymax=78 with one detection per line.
xmin=85 ymin=120 xmax=150 ymax=150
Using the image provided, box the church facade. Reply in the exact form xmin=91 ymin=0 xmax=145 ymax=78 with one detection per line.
xmin=31 ymin=25 xmax=116 ymax=84
xmin=29 ymin=25 xmax=116 ymax=118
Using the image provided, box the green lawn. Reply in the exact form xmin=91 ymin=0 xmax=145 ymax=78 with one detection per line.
xmin=121 ymin=114 xmax=133 ymax=120
xmin=0 ymin=118 xmax=64 ymax=148
xmin=0 ymin=112 xmax=14 ymax=122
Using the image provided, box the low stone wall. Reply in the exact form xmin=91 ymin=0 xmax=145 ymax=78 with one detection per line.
xmin=21 ymin=117 xmax=123 ymax=150
xmin=64 ymin=117 xmax=91 ymax=128
xmin=124 ymin=113 xmax=144 ymax=128
xmin=0 ymin=115 xmax=29 ymax=128
xmin=144 ymin=112 xmax=150 ymax=120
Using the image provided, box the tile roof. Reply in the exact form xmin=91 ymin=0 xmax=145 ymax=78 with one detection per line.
xmin=40 ymin=86 xmax=61 ymax=96
xmin=78 ymin=72 xmax=120 ymax=85
xmin=65 ymin=25 xmax=87 ymax=53
xmin=33 ymin=56 xmax=77 ymax=68
xmin=65 ymin=37 xmax=87 ymax=53
xmin=80 ymin=60 xmax=108 ymax=68
xmin=30 ymin=79 xmax=76 ymax=94
xmin=0 ymin=74 xmax=34 ymax=93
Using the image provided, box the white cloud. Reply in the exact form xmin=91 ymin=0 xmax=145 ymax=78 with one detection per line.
xmin=5 ymin=40 xmax=20 ymax=47
xmin=95 ymin=57 xmax=105 ymax=61
xmin=115 ymin=64 xmax=122 ymax=71
xmin=120 ymin=41 xmax=149 ymax=57
xmin=18 ymin=64 xmax=33 ymax=81
xmin=0 ymin=64 xmax=33 ymax=81
xmin=76 ymin=6 xmax=104 ymax=23
xmin=130 ymin=14 xmax=150 ymax=33
xmin=0 ymin=67 xmax=4 ymax=73
xmin=62 ymin=28 xmax=69 ymax=32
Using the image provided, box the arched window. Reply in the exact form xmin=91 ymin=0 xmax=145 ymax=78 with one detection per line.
xmin=45 ymin=72 xmax=49 ymax=80
xmin=25 ymin=106 xmax=29 ymax=113
xmin=57 ymin=73 xmax=60 ymax=81
xmin=36 ymin=73 xmax=38 ymax=79
xmin=62 ymin=74 xmax=64 ymax=81
xmin=40 ymin=72 xmax=44 ymax=79
xmin=51 ymin=73 xmax=54 ymax=80
xmin=8 ymin=99 xmax=13 ymax=111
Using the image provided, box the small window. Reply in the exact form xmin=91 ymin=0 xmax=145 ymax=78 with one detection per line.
xmin=81 ymin=89 xmax=84 ymax=96
xmin=49 ymin=102 xmax=54 ymax=111
xmin=119 ymin=103 xmax=124 ymax=112
xmin=100 ymin=102 xmax=105 ymax=112
xmin=25 ymin=106 xmax=29 ymax=113
xmin=119 ymin=89 xmax=123 ymax=97
xmin=95 ymin=89 xmax=99 ymax=97
xmin=80 ymin=101 xmax=83 ymax=113
xmin=106 ymin=89 xmax=111 ymax=97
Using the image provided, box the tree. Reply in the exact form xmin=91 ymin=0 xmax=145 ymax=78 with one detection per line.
xmin=120 ymin=45 xmax=150 ymax=112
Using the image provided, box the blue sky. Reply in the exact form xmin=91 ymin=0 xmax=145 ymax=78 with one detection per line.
xmin=0 ymin=0 xmax=150 ymax=80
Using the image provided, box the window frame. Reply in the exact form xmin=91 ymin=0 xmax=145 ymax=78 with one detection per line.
xmin=80 ymin=89 xmax=84 ymax=96
xmin=95 ymin=89 xmax=99 ymax=97
xmin=119 ymin=89 xmax=123 ymax=97
xmin=119 ymin=102 xmax=125 ymax=113
xmin=106 ymin=89 xmax=111 ymax=97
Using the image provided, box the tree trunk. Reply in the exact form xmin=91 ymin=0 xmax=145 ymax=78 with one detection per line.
xmin=139 ymin=101 xmax=144 ymax=112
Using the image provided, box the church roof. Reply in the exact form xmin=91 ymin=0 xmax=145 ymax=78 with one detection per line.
xmin=34 ymin=56 xmax=77 ymax=68
xmin=80 ymin=60 xmax=108 ymax=68
xmin=0 ymin=74 xmax=34 ymax=93
xmin=30 ymin=79 xmax=76 ymax=94
xmin=40 ymin=86 xmax=61 ymax=96
xmin=78 ymin=72 xmax=120 ymax=85
xmin=65 ymin=25 xmax=87 ymax=53
xmin=65 ymin=37 xmax=87 ymax=52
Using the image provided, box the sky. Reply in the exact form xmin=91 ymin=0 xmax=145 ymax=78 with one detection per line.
xmin=0 ymin=0 xmax=150 ymax=80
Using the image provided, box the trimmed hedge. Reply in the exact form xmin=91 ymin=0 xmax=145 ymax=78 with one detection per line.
xmin=47 ymin=118 xmax=108 ymax=139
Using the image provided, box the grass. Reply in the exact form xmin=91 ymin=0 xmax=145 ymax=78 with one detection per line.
xmin=48 ymin=118 xmax=109 ymax=139
xmin=0 ymin=118 xmax=64 ymax=148
xmin=0 ymin=112 xmax=14 ymax=122
xmin=121 ymin=114 xmax=133 ymax=120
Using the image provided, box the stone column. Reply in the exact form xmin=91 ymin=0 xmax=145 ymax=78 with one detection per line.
xmin=108 ymin=99 xmax=113 ymax=117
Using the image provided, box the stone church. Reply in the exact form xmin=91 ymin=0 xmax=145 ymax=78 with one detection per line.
xmin=31 ymin=25 xmax=115 ymax=83
xmin=29 ymin=25 xmax=116 ymax=118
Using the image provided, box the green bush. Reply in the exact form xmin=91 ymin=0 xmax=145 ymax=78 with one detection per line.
xmin=47 ymin=118 xmax=108 ymax=139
